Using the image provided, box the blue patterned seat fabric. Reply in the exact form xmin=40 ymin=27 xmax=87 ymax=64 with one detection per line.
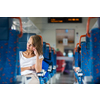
xmin=80 ymin=28 xmax=100 ymax=83
xmin=81 ymin=42 xmax=90 ymax=77
xmin=44 ymin=46 xmax=50 ymax=59
xmin=74 ymin=50 xmax=81 ymax=82
xmin=53 ymin=53 xmax=57 ymax=74
xmin=89 ymin=28 xmax=100 ymax=83
xmin=19 ymin=33 xmax=36 ymax=51
xmin=78 ymin=52 xmax=81 ymax=68
xmin=0 ymin=29 xmax=20 ymax=84
xmin=43 ymin=42 xmax=46 ymax=57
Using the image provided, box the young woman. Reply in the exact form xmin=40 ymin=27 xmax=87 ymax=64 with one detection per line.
xmin=20 ymin=35 xmax=44 ymax=84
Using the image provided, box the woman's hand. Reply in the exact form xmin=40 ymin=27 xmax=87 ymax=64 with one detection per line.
xmin=30 ymin=65 xmax=35 ymax=70
xmin=74 ymin=67 xmax=80 ymax=72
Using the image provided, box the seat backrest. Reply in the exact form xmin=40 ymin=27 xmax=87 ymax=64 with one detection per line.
xmin=74 ymin=50 xmax=81 ymax=68
xmin=43 ymin=43 xmax=51 ymax=59
xmin=89 ymin=28 xmax=100 ymax=83
xmin=0 ymin=29 xmax=20 ymax=84
xmin=45 ymin=46 xmax=50 ymax=59
xmin=42 ymin=60 xmax=49 ymax=71
xmin=81 ymin=29 xmax=100 ymax=83
xmin=51 ymin=49 xmax=54 ymax=66
xmin=43 ymin=42 xmax=46 ymax=57
xmin=28 ymin=33 xmax=36 ymax=39
xmin=19 ymin=33 xmax=36 ymax=51
xmin=75 ymin=51 xmax=79 ymax=67
xmin=81 ymin=42 xmax=90 ymax=76
xmin=0 ymin=17 xmax=13 ymax=40
xmin=54 ymin=54 xmax=57 ymax=66
xmin=78 ymin=41 xmax=86 ymax=68
xmin=84 ymin=17 xmax=100 ymax=83
xmin=78 ymin=52 xmax=81 ymax=67
xmin=19 ymin=33 xmax=27 ymax=51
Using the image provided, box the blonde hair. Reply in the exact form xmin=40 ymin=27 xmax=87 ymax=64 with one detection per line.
xmin=30 ymin=35 xmax=43 ymax=55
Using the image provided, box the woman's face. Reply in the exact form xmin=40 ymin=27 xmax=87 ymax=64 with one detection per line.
xmin=27 ymin=37 xmax=35 ymax=51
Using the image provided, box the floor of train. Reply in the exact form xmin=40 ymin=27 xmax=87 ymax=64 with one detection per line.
xmin=54 ymin=70 xmax=75 ymax=84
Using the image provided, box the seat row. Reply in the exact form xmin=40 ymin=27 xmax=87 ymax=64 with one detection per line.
xmin=19 ymin=32 xmax=57 ymax=84
xmin=0 ymin=17 xmax=57 ymax=84
xmin=73 ymin=17 xmax=100 ymax=84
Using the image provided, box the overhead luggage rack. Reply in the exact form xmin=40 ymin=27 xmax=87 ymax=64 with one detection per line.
xmin=12 ymin=17 xmax=41 ymax=34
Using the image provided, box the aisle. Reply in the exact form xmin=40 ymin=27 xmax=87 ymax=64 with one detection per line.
xmin=55 ymin=70 xmax=75 ymax=84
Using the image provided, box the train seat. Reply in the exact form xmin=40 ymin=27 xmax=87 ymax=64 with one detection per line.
xmin=0 ymin=17 xmax=23 ymax=84
xmin=52 ymin=49 xmax=57 ymax=75
xmin=56 ymin=51 xmax=65 ymax=73
xmin=42 ymin=42 xmax=57 ymax=83
xmin=81 ymin=28 xmax=100 ymax=84
xmin=74 ymin=47 xmax=83 ymax=83
xmin=0 ymin=29 xmax=20 ymax=84
xmin=75 ymin=18 xmax=100 ymax=84
xmin=81 ymin=18 xmax=100 ymax=84
xmin=37 ymin=37 xmax=56 ymax=84
xmin=88 ymin=28 xmax=100 ymax=83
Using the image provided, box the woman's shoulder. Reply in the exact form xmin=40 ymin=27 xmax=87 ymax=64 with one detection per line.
xmin=19 ymin=51 xmax=25 ymax=55
xmin=19 ymin=51 xmax=26 ymax=57
xmin=19 ymin=51 xmax=22 ymax=55
xmin=19 ymin=51 xmax=25 ymax=53
xmin=39 ymin=55 xmax=44 ymax=59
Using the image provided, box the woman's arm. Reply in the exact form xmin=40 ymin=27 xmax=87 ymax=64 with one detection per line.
xmin=33 ymin=48 xmax=43 ymax=73
xmin=21 ymin=64 xmax=35 ymax=72
xmin=35 ymin=55 xmax=43 ymax=73
xmin=74 ymin=67 xmax=80 ymax=72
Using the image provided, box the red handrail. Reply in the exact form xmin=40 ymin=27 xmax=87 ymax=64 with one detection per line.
xmin=38 ymin=35 xmax=43 ymax=45
xmin=75 ymin=43 xmax=79 ymax=52
xmin=79 ymin=35 xmax=86 ymax=48
xmin=46 ymin=43 xmax=51 ymax=52
xmin=52 ymin=47 xmax=56 ymax=54
xmin=11 ymin=17 xmax=23 ymax=38
xmin=87 ymin=17 xmax=98 ymax=37
xmin=73 ymin=47 xmax=76 ymax=55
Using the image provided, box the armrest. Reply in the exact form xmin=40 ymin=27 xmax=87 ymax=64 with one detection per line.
xmin=37 ymin=72 xmax=44 ymax=77
xmin=53 ymin=65 xmax=56 ymax=69
xmin=76 ymin=69 xmax=82 ymax=73
xmin=76 ymin=71 xmax=83 ymax=77
xmin=48 ymin=65 xmax=52 ymax=72
xmin=77 ymin=73 xmax=83 ymax=77
xmin=42 ymin=69 xmax=46 ymax=75
xmin=37 ymin=69 xmax=46 ymax=77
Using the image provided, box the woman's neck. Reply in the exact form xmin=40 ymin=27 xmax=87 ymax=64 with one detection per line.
xmin=26 ymin=50 xmax=34 ymax=56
